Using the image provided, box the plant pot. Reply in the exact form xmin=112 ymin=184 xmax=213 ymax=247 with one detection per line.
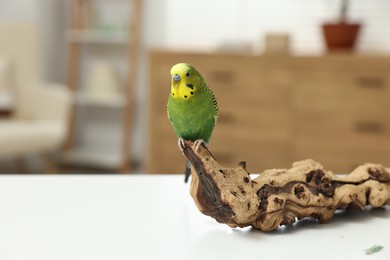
xmin=322 ymin=23 xmax=361 ymax=51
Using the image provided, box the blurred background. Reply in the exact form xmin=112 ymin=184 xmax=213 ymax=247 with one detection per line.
xmin=0 ymin=0 xmax=389 ymax=174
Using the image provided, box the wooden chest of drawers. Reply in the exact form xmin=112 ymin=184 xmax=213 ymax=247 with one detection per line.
xmin=292 ymin=58 xmax=390 ymax=172
xmin=147 ymin=51 xmax=390 ymax=174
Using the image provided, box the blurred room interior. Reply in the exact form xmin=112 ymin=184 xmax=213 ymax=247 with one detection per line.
xmin=0 ymin=0 xmax=389 ymax=174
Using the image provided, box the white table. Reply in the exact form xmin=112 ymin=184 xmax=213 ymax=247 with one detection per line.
xmin=0 ymin=175 xmax=388 ymax=260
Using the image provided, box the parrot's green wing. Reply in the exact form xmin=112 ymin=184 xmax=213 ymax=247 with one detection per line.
xmin=211 ymin=92 xmax=218 ymax=125
xmin=167 ymin=98 xmax=172 ymax=123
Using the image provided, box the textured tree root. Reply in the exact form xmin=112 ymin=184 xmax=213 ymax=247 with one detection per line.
xmin=182 ymin=141 xmax=390 ymax=232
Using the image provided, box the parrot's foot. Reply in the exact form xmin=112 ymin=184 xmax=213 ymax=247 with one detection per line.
xmin=194 ymin=139 xmax=207 ymax=152
xmin=178 ymin=138 xmax=186 ymax=154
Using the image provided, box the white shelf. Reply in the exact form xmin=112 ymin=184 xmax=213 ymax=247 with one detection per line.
xmin=66 ymin=29 xmax=129 ymax=44
xmin=74 ymin=93 xmax=126 ymax=108
xmin=62 ymin=149 xmax=122 ymax=169
xmin=66 ymin=0 xmax=141 ymax=172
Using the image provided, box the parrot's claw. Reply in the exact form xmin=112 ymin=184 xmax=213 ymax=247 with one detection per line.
xmin=178 ymin=138 xmax=186 ymax=154
xmin=194 ymin=139 xmax=207 ymax=153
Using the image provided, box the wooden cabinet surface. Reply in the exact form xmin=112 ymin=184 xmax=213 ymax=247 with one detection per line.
xmin=147 ymin=51 xmax=390 ymax=174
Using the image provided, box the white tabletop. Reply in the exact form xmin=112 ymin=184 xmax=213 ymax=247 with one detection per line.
xmin=0 ymin=175 xmax=388 ymax=260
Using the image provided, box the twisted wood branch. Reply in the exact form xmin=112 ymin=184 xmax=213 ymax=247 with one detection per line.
xmin=182 ymin=141 xmax=390 ymax=231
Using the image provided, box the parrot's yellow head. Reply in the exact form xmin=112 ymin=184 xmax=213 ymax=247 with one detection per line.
xmin=170 ymin=63 xmax=205 ymax=100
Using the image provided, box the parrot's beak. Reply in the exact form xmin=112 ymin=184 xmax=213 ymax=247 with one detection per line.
xmin=172 ymin=74 xmax=181 ymax=82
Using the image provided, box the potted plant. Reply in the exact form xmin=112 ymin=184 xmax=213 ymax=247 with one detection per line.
xmin=322 ymin=0 xmax=361 ymax=51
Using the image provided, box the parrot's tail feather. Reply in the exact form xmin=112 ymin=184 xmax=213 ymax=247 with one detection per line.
xmin=184 ymin=160 xmax=191 ymax=183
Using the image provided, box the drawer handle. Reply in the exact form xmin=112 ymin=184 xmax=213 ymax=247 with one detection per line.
xmin=208 ymin=70 xmax=236 ymax=84
xmin=356 ymin=76 xmax=386 ymax=89
xmin=213 ymin=152 xmax=233 ymax=163
xmin=218 ymin=112 xmax=235 ymax=124
xmin=354 ymin=121 xmax=385 ymax=134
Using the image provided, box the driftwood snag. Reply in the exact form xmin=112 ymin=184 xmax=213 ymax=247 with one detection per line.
xmin=182 ymin=141 xmax=390 ymax=232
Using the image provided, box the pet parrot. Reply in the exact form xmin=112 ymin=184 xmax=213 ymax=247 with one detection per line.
xmin=167 ymin=63 xmax=218 ymax=183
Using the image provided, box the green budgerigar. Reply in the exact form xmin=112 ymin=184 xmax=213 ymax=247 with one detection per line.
xmin=167 ymin=63 xmax=218 ymax=183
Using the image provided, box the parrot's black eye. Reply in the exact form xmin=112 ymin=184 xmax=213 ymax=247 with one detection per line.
xmin=186 ymin=72 xmax=190 ymax=77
